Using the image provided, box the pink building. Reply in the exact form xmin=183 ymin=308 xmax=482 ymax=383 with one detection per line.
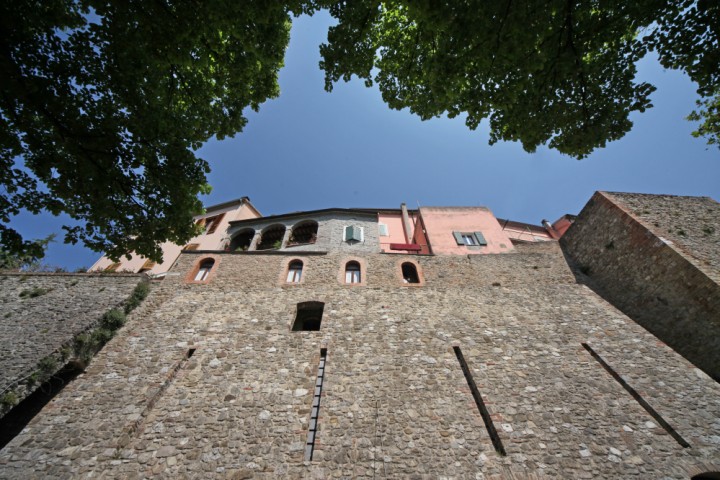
xmin=90 ymin=198 xmax=568 ymax=273
xmin=89 ymin=197 xmax=261 ymax=275
xmin=419 ymin=206 xmax=516 ymax=255
xmin=496 ymin=218 xmax=556 ymax=243
xmin=377 ymin=204 xmax=430 ymax=254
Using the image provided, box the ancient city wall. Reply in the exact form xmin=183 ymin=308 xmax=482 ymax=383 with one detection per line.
xmin=2 ymin=244 xmax=719 ymax=478
xmin=561 ymin=192 xmax=720 ymax=381
xmin=0 ymin=273 xmax=144 ymax=416
xmin=606 ymin=192 xmax=720 ymax=282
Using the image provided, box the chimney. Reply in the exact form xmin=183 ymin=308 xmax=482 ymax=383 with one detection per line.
xmin=401 ymin=203 xmax=414 ymax=243
xmin=542 ymin=219 xmax=560 ymax=240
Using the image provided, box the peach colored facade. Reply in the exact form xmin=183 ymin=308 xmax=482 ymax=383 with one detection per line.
xmin=497 ymin=219 xmax=555 ymax=243
xmin=378 ymin=211 xmax=430 ymax=254
xmin=90 ymin=199 xmax=564 ymax=274
xmin=89 ymin=198 xmax=261 ymax=275
xmin=419 ymin=206 xmax=515 ymax=255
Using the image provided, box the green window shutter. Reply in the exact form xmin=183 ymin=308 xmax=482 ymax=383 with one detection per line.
xmin=474 ymin=231 xmax=487 ymax=246
xmin=345 ymin=226 xmax=363 ymax=242
xmin=351 ymin=226 xmax=363 ymax=241
xmin=453 ymin=231 xmax=464 ymax=245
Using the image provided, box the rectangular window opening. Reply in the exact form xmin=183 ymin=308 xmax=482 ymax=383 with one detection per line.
xmin=453 ymin=231 xmax=488 ymax=247
xmin=305 ymin=349 xmax=327 ymax=461
xmin=292 ymin=301 xmax=324 ymax=331
xmin=454 ymin=346 xmax=506 ymax=456
xmin=581 ymin=343 xmax=690 ymax=448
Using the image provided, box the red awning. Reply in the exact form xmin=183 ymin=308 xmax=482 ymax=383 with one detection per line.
xmin=390 ymin=243 xmax=422 ymax=251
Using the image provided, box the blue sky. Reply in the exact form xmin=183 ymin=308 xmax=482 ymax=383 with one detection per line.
xmin=14 ymin=11 xmax=720 ymax=270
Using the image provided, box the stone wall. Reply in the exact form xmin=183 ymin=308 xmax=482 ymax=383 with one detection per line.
xmin=1 ymin=245 xmax=719 ymax=478
xmin=561 ymin=191 xmax=720 ymax=381
xmin=0 ymin=273 xmax=144 ymax=415
xmin=605 ymin=192 xmax=720 ymax=282
xmin=229 ymin=212 xmax=381 ymax=254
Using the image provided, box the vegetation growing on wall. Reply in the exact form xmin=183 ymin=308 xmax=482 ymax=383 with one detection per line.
xmin=0 ymin=280 xmax=150 ymax=416
xmin=19 ymin=287 xmax=53 ymax=298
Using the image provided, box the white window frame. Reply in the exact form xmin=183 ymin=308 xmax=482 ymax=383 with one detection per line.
xmin=378 ymin=223 xmax=389 ymax=236
xmin=286 ymin=262 xmax=303 ymax=283
xmin=195 ymin=265 xmax=211 ymax=281
xmin=345 ymin=263 xmax=361 ymax=284
xmin=461 ymin=233 xmax=478 ymax=245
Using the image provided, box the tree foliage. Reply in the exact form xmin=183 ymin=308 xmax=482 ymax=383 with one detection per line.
xmin=1 ymin=1 xmax=717 ymax=262
xmin=1 ymin=0 xmax=293 ymax=261
xmin=0 ymin=233 xmax=55 ymax=270
xmin=316 ymin=0 xmax=720 ymax=156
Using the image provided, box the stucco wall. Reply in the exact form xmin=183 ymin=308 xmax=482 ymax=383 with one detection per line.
xmin=2 ymin=245 xmax=719 ymax=478
xmin=561 ymin=191 xmax=720 ymax=380
xmin=377 ymin=212 xmax=429 ymax=253
xmin=90 ymin=202 xmax=260 ymax=274
xmin=0 ymin=273 xmax=144 ymax=415
xmin=420 ymin=206 xmax=515 ymax=255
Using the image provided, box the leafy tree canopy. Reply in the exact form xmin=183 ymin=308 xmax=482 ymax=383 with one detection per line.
xmin=1 ymin=0 xmax=296 ymax=261
xmin=1 ymin=0 xmax=717 ymax=262
xmin=317 ymin=0 xmax=719 ymax=156
xmin=0 ymin=233 xmax=55 ymax=270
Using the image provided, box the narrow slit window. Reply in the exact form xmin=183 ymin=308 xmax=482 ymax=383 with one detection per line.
xmin=454 ymin=346 xmax=506 ymax=456
xmin=345 ymin=261 xmax=361 ymax=284
xmin=401 ymin=262 xmax=420 ymax=283
xmin=581 ymin=343 xmax=690 ymax=448
xmin=287 ymin=260 xmax=303 ymax=283
xmin=305 ymin=348 xmax=327 ymax=461
xmin=194 ymin=259 xmax=215 ymax=282
xmin=292 ymin=301 xmax=324 ymax=331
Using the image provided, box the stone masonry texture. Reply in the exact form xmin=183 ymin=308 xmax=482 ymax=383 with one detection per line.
xmin=229 ymin=213 xmax=380 ymax=254
xmin=0 ymin=273 xmax=144 ymax=416
xmin=561 ymin=192 xmax=720 ymax=381
xmin=1 ymin=243 xmax=719 ymax=478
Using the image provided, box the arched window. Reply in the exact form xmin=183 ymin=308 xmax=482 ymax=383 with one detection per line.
xmin=692 ymin=474 xmax=720 ymax=480
xmin=288 ymin=220 xmax=318 ymax=246
xmin=345 ymin=261 xmax=361 ymax=284
xmin=401 ymin=262 xmax=420 ymax=283
xmin=287 ymin=260 xmax=303 ymax=283
xmin=194 ymin=258 xmax=215 ymax=281
xmin=230 ymin=228 xmax=254 ymax=251
xmin=257 ymin=224 xmax=286 ymax=250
